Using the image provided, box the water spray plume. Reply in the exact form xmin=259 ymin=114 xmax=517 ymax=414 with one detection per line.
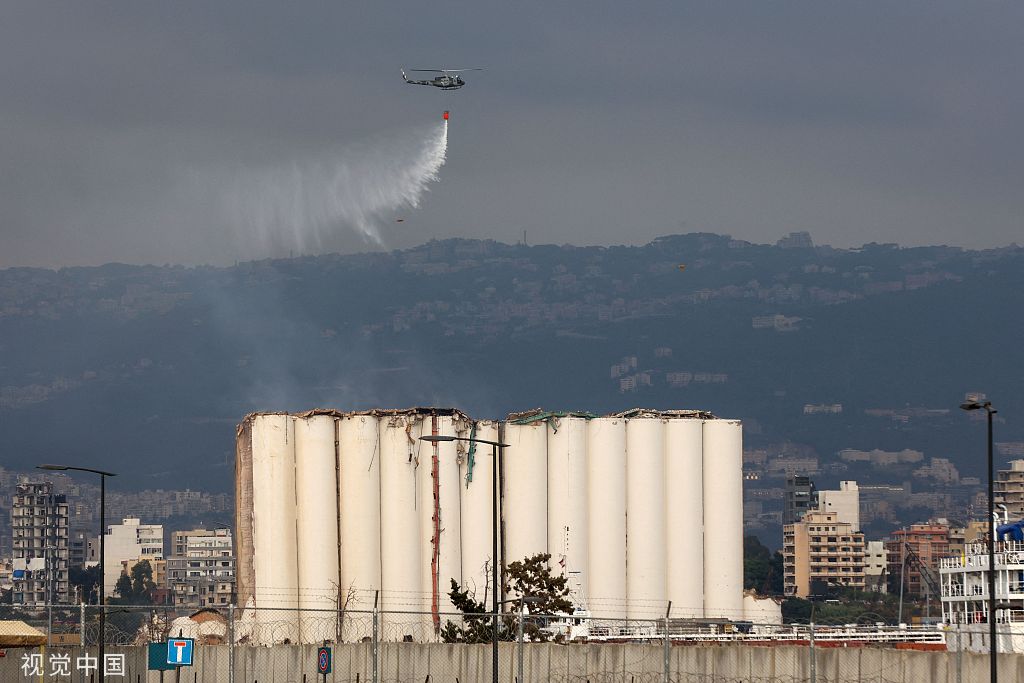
xmin=224 ymin=119 xmax=449 ymax=252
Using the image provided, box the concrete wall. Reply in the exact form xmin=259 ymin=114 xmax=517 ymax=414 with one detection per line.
xmin=3 ymin=643 xmax=1021 ymax=682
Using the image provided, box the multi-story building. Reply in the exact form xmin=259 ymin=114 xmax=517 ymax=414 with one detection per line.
xmin=885 ymin=523 xmax=950 ymax=597
xmin=97 ymin=517 xmax=164 ymax=596
xmin=783 ymin=475 xmax=817 ymax=525
xmin=11 ymin=480 xmax=70 ymax=605
xmin=995 ymin=459 xmax=1024 ymax=519
xmin=783 ymin=510 xmax=865 ymax=598
xmin=863 ymin=540 xmax=888 ymax=593
xmin=68 ymin=529 xmax=91 ymax=570
xmin=166 ymin=528 xmax=235 ymax=608
xmin=817 ymin=480 xmax=860 ymax=532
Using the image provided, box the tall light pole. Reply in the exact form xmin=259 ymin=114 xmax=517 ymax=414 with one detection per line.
xmin=420 ymin=433 xmax=508 ymax=683
xmin=960 ymin=399 xmax=997 ymax=683
xmin=39 ymin=464 xmax=116 ymax=683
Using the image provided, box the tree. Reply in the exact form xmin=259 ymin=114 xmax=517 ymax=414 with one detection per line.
xmin=69 ymin=565 xmax=101 ymax=604
xmin=744 ymin=535 xmax=784 ymax=595
xmin=504 ymin=554 xmax=573 ymax=642
xmin=441 ymin=553 xmax=573 ymax=643
xmin=111 ymin=560 xmax=156 ymax=605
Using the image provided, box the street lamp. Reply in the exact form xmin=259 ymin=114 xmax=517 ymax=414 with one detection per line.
xmin=960 ymin=399 xmax=998 ymax=683
xmin=420 ymin=433 xmax=508 ymax=683
xmin=500 ymin=595 xmax=542 ymax=683
xmin=39 ymin=464 xmax=116 ymax=683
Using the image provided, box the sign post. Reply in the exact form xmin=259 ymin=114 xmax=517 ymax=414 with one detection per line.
xmin=165 ymin=636 xmax=195 ymax=682
xmin=166 ymin=637 xmax=195 ymax=667
xmin=317 ymin=642 xmax=332 ymax=680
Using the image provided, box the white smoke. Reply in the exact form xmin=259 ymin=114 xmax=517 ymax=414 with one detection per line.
xmin=223 ymin=121 xmax=448 ymax=250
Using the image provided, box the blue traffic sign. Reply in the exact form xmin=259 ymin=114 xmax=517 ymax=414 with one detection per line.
xmin=317 ymin=646 xmax=332 ymax=674
xmin=166 ymin=637 xmax=195 ymax=666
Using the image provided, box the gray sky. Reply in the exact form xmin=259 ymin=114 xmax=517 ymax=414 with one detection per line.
xmin=2 ymin=2 xmax=1022 ymax=268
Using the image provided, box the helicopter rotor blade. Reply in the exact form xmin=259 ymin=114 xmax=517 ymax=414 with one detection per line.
xmin=407 ymin=68 xmax=484 ymax=73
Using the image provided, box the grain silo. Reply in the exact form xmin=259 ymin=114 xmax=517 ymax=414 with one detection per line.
xmin=584 ymin=416 xmax=628 ymax=619
xmin=234 ymin=406 xmax=749 ymax=643
xmin=701 ymin=418 xmax=744 ymax=620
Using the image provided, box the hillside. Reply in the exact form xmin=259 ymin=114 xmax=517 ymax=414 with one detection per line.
xmin=1 ymin=233 xmax=1021 ymax=506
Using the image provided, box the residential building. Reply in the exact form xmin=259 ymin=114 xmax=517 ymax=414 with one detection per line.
xmin=166 ymin=527 xmax=235 ymax=608
xmin=864 ymin=540 xmax=888 ymax=593
xmin=97 ymin=517 xmax=164 ymax=596
xmin=11 ymin=480 xmax=70 ymax=605
xmin=768 ymin=457 xmax=820 ymax=477
xmin=837 ymin=449 xmax=924 ymax=466
xmin=995 ymin=459 xmax=1024 ymax=520
xmin=885 ymin=523 xmax=950 ymax=597
xmin=913 ymin=458 xmax=960 ymax=485
xmin=783 ymin=510 xmax=865 ymax=598
xmin=817 ymin=480 xmax=860 ymax=532
xmin=68 ymin=529 xmax=90 ymax=569
xmin=783 ymin=475 xmax=817 ymax=525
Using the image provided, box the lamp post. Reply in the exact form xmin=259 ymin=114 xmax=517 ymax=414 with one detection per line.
xmin=39 ymin=464 xmax=116 ymax=683
xmin=420 ymin=433 xmax=508 ymax=683
xmin=960 ymin=399 xmax=997 ymax=683
xmin=498 ymin=596 xmax=541 ymax=683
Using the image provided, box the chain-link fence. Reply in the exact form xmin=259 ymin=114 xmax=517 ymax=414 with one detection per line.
xmin=1 ymin=605 xmax=1023 ymax=681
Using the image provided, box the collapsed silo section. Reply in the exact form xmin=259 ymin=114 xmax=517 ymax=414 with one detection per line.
xmin=250 ymin=414 xmax=300 ymax=643
xmin=665 ymin=416 xmax=705 ymax=618
xmin=623 ymin=412 xmax=668 ymax=621
xmin=418 ymin=412 xmax=464 ymax=634
xmin=586 ymin=417 xmax=627 ymax=619
xmin=294 ymin=413 xmax=340 ymax=643
xmin=701 ymin=418 xmax=744 ymax=620
xmin=379 ymin=412 xmax=427 ymax=639
xmin=234 ymin=418 xmax=257 ymax=625
xmin=338 ymin=413 xmax=382 ymax=641
xmin=458 ymin=420 xmax=501 ymax=611
xmin=545 ymin=413 xmax=590 ymax=605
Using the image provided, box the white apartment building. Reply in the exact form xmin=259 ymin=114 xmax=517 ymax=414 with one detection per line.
xmin=864 ymin=540 xmax=888 ymax=593
xmin=94 ymin=517 xmax=164 ymax=596
xmin=817 ymin=480 xmax=860 ymax=532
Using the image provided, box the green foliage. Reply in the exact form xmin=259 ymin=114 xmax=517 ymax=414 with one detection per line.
xmin=69 ymin=565 xmax=101 ymax=604
xmin=743 ymin=536 xmax=784 ymax=595
xmin=440 ymin=577 xmax=511 ymax=644
xmin=504 ymin=553 xmax=573 ymax=643
xmin=442 ymin=553 xmax=574 ymax=643
xmin=782 ymin=588 xmax=921 ymax=625
xmin=111 ymin=560 xmax=156 ymax=605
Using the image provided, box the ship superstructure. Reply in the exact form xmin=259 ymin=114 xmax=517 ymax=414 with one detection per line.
xmin=940 ymin=538 xmax=1024 ymax=652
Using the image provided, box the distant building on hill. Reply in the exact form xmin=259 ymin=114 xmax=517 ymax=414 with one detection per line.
xmin=776 ymin=231 xmax=814 ymax=249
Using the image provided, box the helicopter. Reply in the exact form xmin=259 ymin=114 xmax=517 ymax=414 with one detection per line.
xmin=401 ymin=68 xmax=482 ymax=90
